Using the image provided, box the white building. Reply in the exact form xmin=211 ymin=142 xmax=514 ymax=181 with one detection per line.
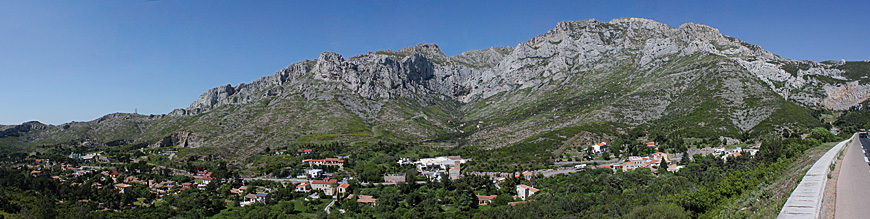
xmin=516 ymin=184 xmax=539 ymax=200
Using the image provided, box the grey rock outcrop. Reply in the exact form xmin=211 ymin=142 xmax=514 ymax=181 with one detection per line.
xmin=171 ymin=18 xmax=868 ymax=134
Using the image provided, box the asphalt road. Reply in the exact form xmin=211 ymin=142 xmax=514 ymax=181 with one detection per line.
xmin=835 ymin=136 xmax=870 ymax=219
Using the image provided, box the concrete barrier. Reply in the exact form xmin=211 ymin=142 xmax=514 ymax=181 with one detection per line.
xmin=778 ymin=134 xmax=854 ymax=219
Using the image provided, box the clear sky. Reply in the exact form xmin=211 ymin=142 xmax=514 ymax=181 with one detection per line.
xmin=1 ymin=0 xmax=867 ymax=125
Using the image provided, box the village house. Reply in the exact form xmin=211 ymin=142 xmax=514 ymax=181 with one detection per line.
xmin=229 ymin=185 xmax=246 ymax=195
xmin=628 ymin=156 xmax=648 ymax=165
xmin=667 ymin=164 xmax=686 ymax=172
xmin=256 ymin=193 xmax=271 ymax=203
xmin=647 ymin=160 xmax=660 ymax=168
xmin=201 ymin=172 xmax=214 ymax=184
xmin=591 ymin=142 xmax=608 ymax=153
xmin=521 ymin=171 xmax=534 ymax=181
xmin=295 ymin=182 xmax=312 ymax=193
xmin=645 ymin=142 xmax=657 ymax=148
xmin=413 ymin=156 xmax=468 ymax=181
xmin=114 ymin=183 xmax=132 ymax=193
xmin=384 ymin=173 xmax=406 ymax=183
xmin=651 ymin=152 xmax=669 ymax=163
xmin=274 ymin=150 xmax=289 ymax=155
xmin=415 ymin=156 xmax=469 ymax=172
xmin=310 ymin=179 xmax=338 ymax=196
xmin=241 ymin=194 xmax=258 ymax=206
xmin=307 ymin=169 xmax=323 ymax=178
xmin=397 ymin=158 xmax=412 ymax=166
xmin=516 ymin=185 xmax=539 ymax=200
xmin=356 ymin=195 xmax=378 ymax=206
xmin=336 ymin=183 xmax=350 ymax=195
xmin=621 ymin=162 xmax=638 ymax=172
xmin=508 ymin=201 xmax=530 ymax=206
xmin=476 ymin=195 xmax=497 ymax=205
xmin=297 ymin=149 xmax=313 ymax=156
xmin=181 ymin=183 xmax=193 ymax=191
xmin=302 ymin=158 xmax=345 ymax=168
xmin=449 ymin=167 xmax=461 ymax=180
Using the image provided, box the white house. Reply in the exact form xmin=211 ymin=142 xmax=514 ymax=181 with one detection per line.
xmin=307 ymin=169 xmax=323 ymax=178
xmin=591 ymin=142 xmax=608 ymax=153
xmin=516 ymin=184 xmax=539 ymax=200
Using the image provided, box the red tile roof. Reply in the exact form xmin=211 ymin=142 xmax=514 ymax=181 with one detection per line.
xmin=517 ymin=185 xmax=540 ymax=193
xmin=508 ymin=201 xmax=529 ymax=206
xmin=311 ymin=179 xmax=338 ymax=185
xmin=357 ymin=195 xmax=377 ymax=203
xmin=476 ymin=195 xmax=498 ymax=200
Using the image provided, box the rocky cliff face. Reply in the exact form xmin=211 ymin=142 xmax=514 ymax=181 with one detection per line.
xmin=175 ymin=18 xmax=866 ymax=119
xmin=4 ymin=18 xmax=868 ymax=160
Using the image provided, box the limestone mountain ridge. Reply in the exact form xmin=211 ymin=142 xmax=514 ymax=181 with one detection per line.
xmin=3 ymin=18 xmax=869 ymax=163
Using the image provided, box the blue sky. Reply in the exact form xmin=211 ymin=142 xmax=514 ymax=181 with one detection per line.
xmin=1 ymin=0 xmax=867 ymax=125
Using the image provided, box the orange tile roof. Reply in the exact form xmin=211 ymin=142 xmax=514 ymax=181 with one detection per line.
xmin=508 ymin=201 xmax=529 ymax=206
xmin=357 ymin=195 xmax=377 ymax=203
xmin=476 ymin=195 xmax=498 ymax=200
xmin=311 ymin=179 xmax=338 ymax=185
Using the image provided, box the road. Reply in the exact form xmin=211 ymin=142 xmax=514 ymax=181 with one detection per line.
xmin=835 ymin=136 xmax=870 ymax=218
xmin=324 ymin=199 xmax=335 ymax=214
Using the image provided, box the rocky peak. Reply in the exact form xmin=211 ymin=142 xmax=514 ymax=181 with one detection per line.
xmin=170 ymin=18 xmax=870 ymax=119
xmin=398 ymin=44 xmax=446 ymax=60
xmin=318 ymin=51 xmax=344 ymax=63
xmin=450 ymin=46 xmax=515 ymax=68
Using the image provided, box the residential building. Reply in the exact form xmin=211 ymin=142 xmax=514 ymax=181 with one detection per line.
xmin=449 ymin=166 xmax=461 ymax=180
xmin=256 ymin=193 xmax=271 ymax=203
xmin=521 ymin=171 xmax=534 ymax=181
xmin=307 ymin=169 xmax=323 ymax=178
xmin=357 ymin=195 xmax=378 ymax=206
xmin=114 ymin=183 xmax=132 ymax=193
xmin=591 ymin=142 xmax=608 ymax=153
xmin=477 ymin=195 xmax=497 ymax=205
xmin=621 ymin=162 xmax=638 ymax=172
xmin=303 ymin=158 xmax=344 ymax=168
xmin=241 ymin=194 xmax=258 ymax=206
xmin=629 ymin=156 xmax=648 ymax=165
xmin=384 ymin=173 xmax=406 ymax=183
xmin=295 ymin=182 xmax=311 ymax=193
xmin=651 ymin=152 xmax=669 ymax=162
xmin=311 ymin=179 xmax=338 ymax=196
xmin=202 ymin=172 xmax=214 ymax=184
xmin=297 ymin=149 xmax=313 ymax=156
xmin=336 ymin=183 xmax=350 ymax=194
xmin=508 ymin=201 xmax=529 ymax=206
xmin=516 ymin=185 xmax=539 ymax=200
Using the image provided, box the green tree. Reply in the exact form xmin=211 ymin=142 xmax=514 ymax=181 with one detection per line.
xmin=625 ymin=203 xmax=691 ymax=219
xmin=492 ymin=194 xmax=514 ymax=206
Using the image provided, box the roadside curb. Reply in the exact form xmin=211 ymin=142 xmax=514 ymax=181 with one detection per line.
xmin=778 ymin=134 xmax=855 ymax=219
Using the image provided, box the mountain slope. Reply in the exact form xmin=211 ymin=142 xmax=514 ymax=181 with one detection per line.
xmin=3 ymin=18 xmax=868 ymax=166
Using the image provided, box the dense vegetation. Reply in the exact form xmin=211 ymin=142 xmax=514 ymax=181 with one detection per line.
xmin=0 ymin=127 xmax=843 ymax=218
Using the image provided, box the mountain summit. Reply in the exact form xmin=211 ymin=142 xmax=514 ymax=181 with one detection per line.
xmin=2 ymin=18 xmax=868 ymax=164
